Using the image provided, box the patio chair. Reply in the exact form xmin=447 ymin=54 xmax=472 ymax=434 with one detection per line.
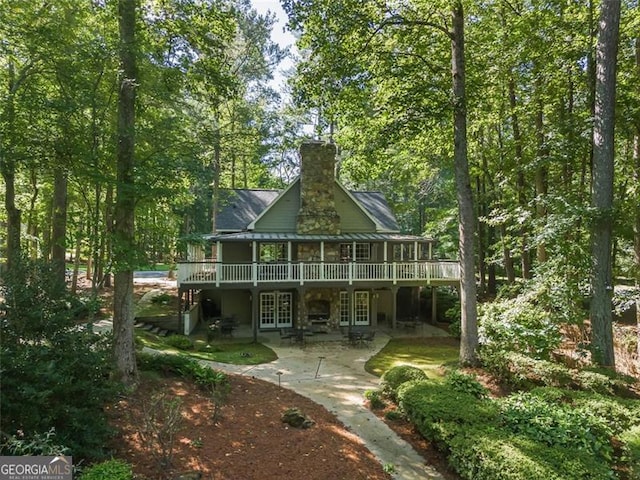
xmin=361 ymin=330 xmax=376 ymax=346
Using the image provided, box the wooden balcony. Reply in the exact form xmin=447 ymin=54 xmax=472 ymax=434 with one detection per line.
xmin=177 ymin=260 xmax=460 ymax=288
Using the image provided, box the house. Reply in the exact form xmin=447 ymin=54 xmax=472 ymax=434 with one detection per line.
xmin=177 ymin=141 xmax=460 ymax=335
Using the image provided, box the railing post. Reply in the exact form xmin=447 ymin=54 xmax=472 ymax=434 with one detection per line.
xmin=392 ymin=262 xmax=397 ymax=285
xmin=216 ymin=262 xmax=220 ymax=287
xmin=299 ymin=262 xmax=304 ymax=285
xmin=349 ymin=262 xmax=353 ymax=285
xmin=426 ymin=261 xmax=431 ymax=284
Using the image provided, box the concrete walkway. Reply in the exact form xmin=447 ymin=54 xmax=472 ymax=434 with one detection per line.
xmin=201 ymin=332 xmax=446 ymax=480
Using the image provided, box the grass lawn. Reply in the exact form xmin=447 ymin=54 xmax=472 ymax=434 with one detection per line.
xmin=365 ymin=337 xmax=460 ymax=379
xmin=136 ymin=330 xmax=278 ymax=365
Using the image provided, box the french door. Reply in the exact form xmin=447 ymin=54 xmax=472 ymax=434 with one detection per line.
xmin=260 ymin=292 xmax=292 ymax=329
xmin=339 ymin=291 xmax=370 ymax=326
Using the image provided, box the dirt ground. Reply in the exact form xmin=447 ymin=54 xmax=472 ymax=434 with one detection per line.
xmin=106 ymin=372 xmax=397 ymax=480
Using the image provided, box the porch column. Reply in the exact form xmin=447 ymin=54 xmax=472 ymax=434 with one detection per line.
xmin=178 ymin=288 xmax=184 ymax=333
xmin=371 ymin=289 xmax=379 ymax=328
xmin=391 ymin=286 xmax=399 ymax=329
xmin=217 ymin=241 xmax=222 ymax=262
xmin=347 ymin=286 xmax=355 ymax=332
xmin=431 ymin=286 xmax=438 ymax=324
xmin=251 ymin=288 xmax=259 ymax=343
xmin=383 ymin=241 xmax=388 ymax=262
xmin=320 ymin=241 xmax=325 ymax=261
xmin=297 ymin=287 xmax=305 ymax=328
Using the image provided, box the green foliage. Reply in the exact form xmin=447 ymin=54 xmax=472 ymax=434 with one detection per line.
xmin=0 ymin=258 xmax=121 ymax=460
xmin=364 ymin=389 xmax=387 ymax=410
xmin=164 ymin=334 xmax=194 ymax=350
xmin=384 ymin=409 xmax=404 ymax=421
xmin=620 ymin=425 xmax=640 ymax=479
xmin=151 ymin=292 xmax=173 ymax=305
xmin=478 ymin=288 xmax=562 ymax=360
xmin=137 ymin=352 xmax=228 ymax=392
xmin=448 ymin=427 xmax=616 ymax=480
xmin=480 ymin=352 xmax=572 ymax=389
xmin=80 ymin=459 xmax=133 ymax=480
xmin=397 ymin=379 xmax=499 ymax=448
xmin=573 ymin=370 xmax=615 ymax=394
xmin=380 ymin=365 xmax=428 ymax=400
xmin=499 ymin=392 xmax=614 ymax=462
xmin=445 ymin=371 xmax=489 ymax=399
xmin=0 ymin=428 xmax=69 ymax=456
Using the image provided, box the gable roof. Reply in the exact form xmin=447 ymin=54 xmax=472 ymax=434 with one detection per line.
xmin=216 ymin=189 xmax=279 ymax=232
xmin=215 ymin=182 xmax=400 ymax=233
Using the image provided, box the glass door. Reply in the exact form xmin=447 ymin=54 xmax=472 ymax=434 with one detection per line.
xmin=354 ymin=291 xmax=370 ymax=325
xmin=260 ymin=292 xmax=292 ymax=329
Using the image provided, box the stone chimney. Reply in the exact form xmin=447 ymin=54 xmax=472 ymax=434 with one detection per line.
xmin=296 ymin=141 xmax=341 ymax=234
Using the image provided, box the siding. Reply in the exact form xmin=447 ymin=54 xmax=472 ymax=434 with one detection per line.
xmin=254 ymin=180 xmax=377 ymax=233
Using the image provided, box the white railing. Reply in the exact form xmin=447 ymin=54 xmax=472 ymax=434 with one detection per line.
xmin=178 ymin=261 xmax=460 ymax=287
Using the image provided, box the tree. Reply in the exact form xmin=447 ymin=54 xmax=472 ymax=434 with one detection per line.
xmin=589 ymin=0 xmax=621 ymax=367
xmin=451 ymin=0 xmax=478 ymax=365
xmin=113 ymin=0 xmax=138 ymax=385
xmin=284 ymin=0 xmax=479 ymax=363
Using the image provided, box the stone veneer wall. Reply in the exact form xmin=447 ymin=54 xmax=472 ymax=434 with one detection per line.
xmin=299 ymin=288 xmax=342 ymax=329
xmin=296 ymin=141 xmax=341 ymax=234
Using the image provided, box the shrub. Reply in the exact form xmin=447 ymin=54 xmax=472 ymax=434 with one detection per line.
xmin=384 ymin=410 xmax=404 ymax=421
xmin=620 ymin=425 xmax=640 ymax=479
xmin=396 ymin=380 xmax=499 ymax=448
xmin=573 ymin=370 xmax=614 ymax=394
xmin=478 ymin=288 xmax=562 ymax=359
xmin=164 ymin=335 xmax=194 ymax=350
xmin=151 ymin=292 xmax=173 ymax=305
xmin=0 ymin=428 xmax=69 ymax=456
xmin=80 ymin=459 xmax=132 ymax=480
xmin=139 ymin=393 xmax=183 ymax=469
xmin=364 ymin=389 xmax=387 ymax=409
xmin=0 ymin=257 xmax=120 ymax=461
xmin=499 ymin=392 xmax=614 ymax=462
xmin=137 ymin=353 xmax=228 ymax=391
xmin=445 ymin=370 xmax=488 ymax=398
xmin=448 ymin=427 xmax=616 ymax=480
xmin=380 ymin=365 xmax=428 ymax=400
xmin=481 ymin=352 xmax=572 ymax=389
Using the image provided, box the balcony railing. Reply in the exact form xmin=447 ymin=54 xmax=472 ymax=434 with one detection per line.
xmin=177 ymin=261 xmax=460 ymax=287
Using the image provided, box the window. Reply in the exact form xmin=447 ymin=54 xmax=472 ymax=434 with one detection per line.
xmin=260 ymin=243 xmax=287 ymax=262
xmin=340 ymin=243 xmax=371 ymax=262
xmin=393 ymin=243 xmax=414 ymax=261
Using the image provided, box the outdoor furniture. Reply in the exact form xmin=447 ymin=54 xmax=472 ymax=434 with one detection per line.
xmin=345 ymin=327 xmax=368 ymax=347
xmin=361 ymin=330 xmax=376 ymax=347
xmin=210 ymin=316 xmax=237 ymax=338
xmin=280 ymin=328 xmax=295 ymax=344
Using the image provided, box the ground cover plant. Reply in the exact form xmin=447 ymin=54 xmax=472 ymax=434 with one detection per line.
xmin=365 ymin=335 xmax=640 ymax=480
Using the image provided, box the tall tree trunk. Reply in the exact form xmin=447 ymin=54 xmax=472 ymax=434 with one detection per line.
xmin=452 ymin=1 xmax=478 ymax=366
xmin=535 ymin=81 xmax=548 ymax=264
xmin=51 ymin=165 xmax=68 ymax=285
xmin=113 ymin=0 xmax=138 ymax=386
xmin=633 ymin=37 xmax=640 ymax=363
xmin=1 ymin=62 xmax=22 ymax=269
xmin=589 ymin=0 xmax=620 ymax=367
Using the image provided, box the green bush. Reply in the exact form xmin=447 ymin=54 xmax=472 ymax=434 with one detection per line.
xmin=573 ymin=370 xmax=614 ymax=394
xmin=620 ymin=425 xmax=640 ymax=479
xmin=448 ymin=427 xmax=615 ymax=480
xmin=364 ymin=389 xmax=387 ymax=409
xmin=478 ymin=288 xmax=562 ymax=359
xmin=164 ymin=334 xmax=194 ymax=350
xmin=0 ymin=428 xmax=69 ymax=456
xmin=499 ymin=392 xmax=614 ymax=462
xmin=384 ymin=409 xmax=403 ymax=421
xmin=380 ymin=365 xmax=428 ymax=400
xmin=481 ymin=352 xmax=572 ymax=389
xmin=445 ymin=370 xmax=488 ymax=398
xmin=80 ymin=459 xmax=132 ymax=480
xmin=151 ymin=292 xmax=173 ymax=305
xmin=0 ymin=257 xmax=121 ymax=461
xmin=137 ymin=352 xmax=228 ymax=391
xmin=396 ymin=380 xmax=499 ymax=448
